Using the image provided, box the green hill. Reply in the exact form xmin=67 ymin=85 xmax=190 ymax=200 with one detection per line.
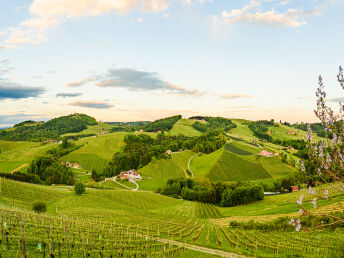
xmin=168 ymin=119 xmax=202 ymax=137
xmin=191 ymin=139 xmax=297 ymax=183
xmin=138 ymin=150 xmax=196 ymax=191
xmin=60 ymin=132 xmax=128 ymax=172
xmin=0 ymin=141 xmax=54 ymax=173
xmin=0 ymin=113 xmax=98 ymax=141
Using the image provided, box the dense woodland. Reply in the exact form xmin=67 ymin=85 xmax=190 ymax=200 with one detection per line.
xmin=27 ymin=157 xmax=74 ymax=185
xmin=110 ymin=115 xmax=181 ymax=133
xmin=0 ymin=114 xmax=97 ymax=141
xmin=161 ymin=178 xmax=264 ymax=207
xmin=190 ymin=116 xmax=237 ymax=133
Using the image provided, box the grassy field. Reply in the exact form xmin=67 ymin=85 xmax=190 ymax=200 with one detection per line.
xmin=189 ymin=148 xmax=224 ymax=178
xmin=138 ymin=151 xmax=196 ymax=191
xmin=61 ymin=132 xmax=127 ymax=172
xmin=168 ymin=119 xmax=202 ymax=137
xmin=0 ymin=141 xmax=54 ymax=173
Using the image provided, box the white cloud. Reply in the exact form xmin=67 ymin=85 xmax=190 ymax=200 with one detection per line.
xmin=1 ymin=0 xmax=170 ymax=48
xmin=217 ymin=0 xmax=324 ymax=28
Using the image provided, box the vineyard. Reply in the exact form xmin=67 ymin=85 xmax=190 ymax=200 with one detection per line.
xmin=61 ymin=153 xmax=108 ymax=173
xmin=208 ymin=150 xmax=272 ymax=182
xmin=225 ymin=143 xmax=253 ymax=156
xmin=0 ymin=176 xmax=344 ymax=257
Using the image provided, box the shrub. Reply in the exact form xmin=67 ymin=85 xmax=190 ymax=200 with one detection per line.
xmin=74 ymin=182 xmax=85 ymax=195
xmin=32 ymin=202 xmax=47 ymax=213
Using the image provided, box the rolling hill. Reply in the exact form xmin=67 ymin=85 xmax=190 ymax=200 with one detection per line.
xmin=168 ymin=119 xmax=202 ymax=137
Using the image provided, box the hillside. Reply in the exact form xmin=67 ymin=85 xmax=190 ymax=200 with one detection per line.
xmin=138 ymin=150 xmax=196 ymax=191
xmin=168 ymin=119 xmax=202 ymax=137
xmin=0 ymin=113 xmax=98 ymax=141
xmin=190 ymin=139 xmax=297 ymax=183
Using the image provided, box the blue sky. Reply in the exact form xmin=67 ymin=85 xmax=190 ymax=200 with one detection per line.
xmin=1 ymin=0 xmax=343 ymax=126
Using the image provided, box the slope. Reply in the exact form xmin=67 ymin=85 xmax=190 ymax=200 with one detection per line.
xmin=168 ymin=119 xmax=202 ymax=137
xmin=138 ymin=151 xmax=196 ymax=191
xmin=61 ymin=132 xmax=127 ymax=172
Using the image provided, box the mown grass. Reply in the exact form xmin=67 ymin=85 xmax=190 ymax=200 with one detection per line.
xmin=168 ymin=119 xmax=202 ymax=137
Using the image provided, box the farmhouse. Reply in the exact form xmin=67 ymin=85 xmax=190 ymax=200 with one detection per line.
xmin=291 ymin=186 xmax=299 ymax=192
xmin=287 ymin=146 xmax=295 ymax=151
xmin=286 ymin=131 xmax=296 ymax=135
xmin=260 ymin=150 xmax=274 ymax=157
xmin=119 ymin=170 xmax=142 ymax=180
xmin=165 ymin=150 xmax=173 ymax=156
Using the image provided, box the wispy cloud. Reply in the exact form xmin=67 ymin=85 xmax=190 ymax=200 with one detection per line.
xmin=67 ymin=67 xmax=203 ymax=96
xmin=56 ymin=92 xmax=82 ymax=98
xmin=0 ymin=82 xmax=45 ymax=100
xmin=68 ymin=100 xmax=114 ymax=109
xmin=216 ymin=93 xmax=255 ymax=99
xmin=214 ymin=0 xmax=324 ymax=28
xmin=0 ymin=59 xmax=13 ymax=75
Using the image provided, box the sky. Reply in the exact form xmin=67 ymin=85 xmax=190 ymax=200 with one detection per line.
xmin=1 ymin=0 xmax=344 ymax=127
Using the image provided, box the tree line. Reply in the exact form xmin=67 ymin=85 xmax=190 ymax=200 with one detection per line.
xmin=190 ymin=116 xmax=237 ymax=133
xmin=160 ymin=178 xmax=264 ymax=207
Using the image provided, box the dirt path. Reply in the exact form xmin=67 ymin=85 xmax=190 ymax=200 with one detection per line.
xmin=137 ymin=234 xmax=246 ymax=257
xmin=113 ymin=176 xmax=139 ymax=191
xmin=10 ymin=163 xmax=28 ymax=174
xmin=187 ymin=152 xmax=200 ymax=178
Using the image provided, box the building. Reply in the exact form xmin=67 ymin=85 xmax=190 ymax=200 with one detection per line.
xmin=286 ymin=131 xmax=296 ymax=135
xmin=73 ymin=163 xmax=81 ymax=169
xmin=260 ymin=150 xmax=274 ymax=157
xmin=287 ymin=146 xmax=295 ymax=151
xmin=291 ymin=186 xmax=299 ymax=192
xmin=119 ymin=170 xmax=141 ymax=180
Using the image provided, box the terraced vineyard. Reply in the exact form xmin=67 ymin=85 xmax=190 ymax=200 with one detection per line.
xmin=208 ymin=150 xmax=272 ymax=182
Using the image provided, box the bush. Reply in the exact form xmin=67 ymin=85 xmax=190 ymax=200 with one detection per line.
xmin=32 ymin=202 xmax=47 ymax=213
xmin=74 ymin=182 xmax=85 ymax=195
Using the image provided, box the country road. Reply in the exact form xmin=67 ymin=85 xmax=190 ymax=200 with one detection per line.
xmin=187 ymin=152 xmax=200 ymax=178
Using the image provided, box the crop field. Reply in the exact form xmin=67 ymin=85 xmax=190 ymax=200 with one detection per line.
xmin=168 ymin=119 xmax=202 ymax=137
xmin=138 ymin=151 xmax=195 ymax=191
xmin=208 ymin=150 xmax=272 ymax=182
